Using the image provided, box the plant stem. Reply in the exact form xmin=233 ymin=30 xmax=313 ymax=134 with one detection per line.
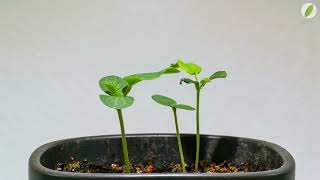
xmin=173 ymin=108 xmax=186 ymax=173
xmin=195 ymin=88 xmax=200 ymax=173
xmin=116 ymin=109 xmax=130 ymax=173
xmin=194 ymin=74 xmax=199 ymax=82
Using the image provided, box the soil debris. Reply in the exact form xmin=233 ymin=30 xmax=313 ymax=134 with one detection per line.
xmin=55 ymin=158 xmax=271 ymax=173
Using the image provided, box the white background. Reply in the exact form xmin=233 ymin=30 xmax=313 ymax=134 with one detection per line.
xmin=1 ymin=1 xmax=319 ymax=179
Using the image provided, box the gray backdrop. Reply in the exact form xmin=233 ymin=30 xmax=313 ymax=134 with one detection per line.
xmin=1 ymin=0 xmax=319 ymax=180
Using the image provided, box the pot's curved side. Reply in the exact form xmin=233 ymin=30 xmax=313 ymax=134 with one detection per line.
xmin=29 ymin=134 xmax=295 ymax=180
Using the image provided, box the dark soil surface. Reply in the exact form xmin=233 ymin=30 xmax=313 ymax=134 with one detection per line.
xmin=55 ymin=157 xmax=271 ymax=173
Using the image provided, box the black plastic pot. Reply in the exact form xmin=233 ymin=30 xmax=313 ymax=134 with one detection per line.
xmin=29 ymin=134 xmax=295 ymax=180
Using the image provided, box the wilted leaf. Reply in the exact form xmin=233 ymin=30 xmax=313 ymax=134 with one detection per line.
xmin=152 ymin=94 xmax=176 ymax=107
xmin=100 ymin=95 xmax=134 ymax=109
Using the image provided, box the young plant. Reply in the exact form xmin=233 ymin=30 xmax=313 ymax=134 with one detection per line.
xmin=151 ymin=94 xmax=195 ymax=173
xmin=99 ymin=67 xmax=179 ymax=173
xmin=171 ymin=60 xmax=227 ymax=173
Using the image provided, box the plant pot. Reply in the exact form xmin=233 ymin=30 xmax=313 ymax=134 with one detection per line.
xmin=29 ymin=134 xmax=295 ymax=180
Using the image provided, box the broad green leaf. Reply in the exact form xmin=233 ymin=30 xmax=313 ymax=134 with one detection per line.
xmin=99 ymin=76 xmax=128 ymax=97
xmin=180 ymin=78 xmax=195 ymax=84
xmin=100 ymin=95 xmax=134 ymax=109
xmin=305 ymin=4 xmax=313 ymax=17
xmin=172 ymin=104 xmax=195 ymax=111
xmin=152 ymin=94 xmax=176 ymax=107
xmin=209 ymin=71 xmax=227 ymax=80
xmin=175 ymin=60 xmax=202 ymax=75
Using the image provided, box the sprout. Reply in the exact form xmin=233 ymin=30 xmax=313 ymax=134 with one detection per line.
xmin=152 ymin=94 xmax=195 ymax=173
xmin=171 ymin=59 xmax=227 ymax=173
xmin=99 ymin=67 xmax=179 ymax=173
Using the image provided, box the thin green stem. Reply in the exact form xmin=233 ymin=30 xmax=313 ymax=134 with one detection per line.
xmin=194 ymin=74 xmax=199 ymax=82
xmin=195 ymin=88 xmax=200 ymax=173
xmin=116 ymin=109 xmax=130 ymax=173
xmin=173 ymin=108 xmax=186 ymax=173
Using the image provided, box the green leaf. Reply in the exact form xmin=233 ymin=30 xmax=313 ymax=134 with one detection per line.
xmin=305 ymin=4 xmax=313 ymax=17
xmin=200 ymin=77 xmax=211 ymax=84
xmin=152 ymin=94 xmax=176 ymax=107
xmin=172 ymin=104 xmax=195 ymax=111
xmin=152 ymin=94 xmax=194 ymax=111
xmin=124 ymin=72 xmax=161 ymax=86
xmin=124 ymin=67 xmax=179 ymax=87
xmin=160 ymin=67 xmax=180 ymax=74
xmin=170 ymin=63 xmax=179 ymax=68
xmin=200 ymin=77 xmax=211 ymax=89
xmin=126 ymin=72 xmax=161 ymax=81
xmin=99 ymin=76 xmax=128 ymax=97
xmin=100 ymin=95 xmax=134 ymax=109
xmin=123 ymin=77 xmax=140 ymax=87
xmin=180 ymin=78 xmax=195 ymax=84
xmin=209 ymin=71 xmax=227 ymax=80
xmin=122 ymin=86 xmax=132 ymax=96
xmin=175 ymin=60 xmax=202 ymax=75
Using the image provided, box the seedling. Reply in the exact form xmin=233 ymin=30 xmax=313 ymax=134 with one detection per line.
xmin=151 ymin=94 xmax=195 ymax=173
xmin=99 ymin=67 xmax=179 ymax=173
xmin=171 ymin=60 xmax=227 ymax=173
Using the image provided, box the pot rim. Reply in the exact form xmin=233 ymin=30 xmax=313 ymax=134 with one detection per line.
xmin=29 ymin=133 xmax=295 ymax=178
